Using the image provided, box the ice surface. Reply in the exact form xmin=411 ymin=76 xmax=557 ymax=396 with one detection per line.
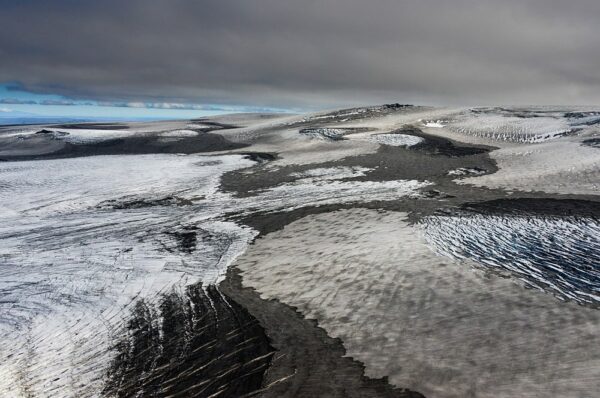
xmin=158 ymin=129 xmax=199 ymax=137
xmin=289 ymin=166 xmax=371 ymax=182
xmin=424 ymin=121 xmax=445 ymax=128
xmin=368 ymin=133 xmax=423 ymax=147
xmin=0 ymin=153 xmax=429 ymax=396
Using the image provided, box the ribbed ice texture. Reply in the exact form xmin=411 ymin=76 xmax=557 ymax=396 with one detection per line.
xmin=423 ymin=213 xmax=600 ymax=306
xmin=447 ymin=114 xmax=571 ymax=143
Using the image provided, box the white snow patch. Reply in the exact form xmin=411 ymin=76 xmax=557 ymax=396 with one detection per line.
xmin=368 ymin=133 xmax=423 ymax=147
xmin=447 ymin=168 xmax=486 ymax=176
xmin=290 ymin=166 xmax=371 ymax=182
xmin=424 ymin=120 xmax=445 ymax=128
xmin=159 ymin=129 xmax=199 ymax=137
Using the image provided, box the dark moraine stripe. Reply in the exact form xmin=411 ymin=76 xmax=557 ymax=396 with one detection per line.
xmin=103 ymin=283 xmax=274 ymax=398
xmin=583 ymin=138 xmax=600 ymax=148
xmin=50 ymin=123 xmax=131 ymax=130
xmin=399 ymin=127 xmax=491 ymax=157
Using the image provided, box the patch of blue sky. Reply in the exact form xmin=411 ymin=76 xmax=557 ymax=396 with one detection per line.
xmin=0 ymin=83 xmax=293 ymax=122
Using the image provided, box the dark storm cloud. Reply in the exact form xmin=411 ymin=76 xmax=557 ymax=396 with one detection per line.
xmin=1 ymin=0 xmax=600 ymax=108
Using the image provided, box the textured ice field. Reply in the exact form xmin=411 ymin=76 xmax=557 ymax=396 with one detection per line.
xmin=0 ymin=154 xmax=428 ymax=396
xmin=367 ymin=133 xmax=423 ymax=147
xmin=446 ymin=114 xmax=571 ymax=143
xmin=437 ymin=107 xmax=600 ymax=144
xmin=299 ymin=127 xmax=347 ymax=140
xmin=423 ymin=213 xmax=600 ymax=306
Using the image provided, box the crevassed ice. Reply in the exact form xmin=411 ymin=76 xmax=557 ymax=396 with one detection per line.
xmin=422 ymin=213 xmax=600 ymax=306
xmin=447 ymin=114 xmax=571 ymax=143
xmin=300 ymin=128 xmax=346 ymax=140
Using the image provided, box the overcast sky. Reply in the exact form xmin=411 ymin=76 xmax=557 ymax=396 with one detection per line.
xmin=1 ymin=0 xmax=600 ymax=110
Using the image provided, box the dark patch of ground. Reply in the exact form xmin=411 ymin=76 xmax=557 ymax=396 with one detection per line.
xmin=457 ymin=198 xmax=600 ymax=218
xmin=401 ymin=126 xmax=491 ymax=157
xmin=0 ymin=131 xmax=248 ymax=161
xmin=583 ymin=138 xmax=600 ymax=148
xmin=564 ymin=111 xmax=600 ymax=119
xmin=383 ymin=103 xmax=414 ymax=110
xmin=51 ymin=123 xmax=130 ymax=130
xmin=104 ymin=283 xmax=274 ymax=398
xmin=241 ymin=152 xmax=278 ymax=163
xmin=166 ymin=228 xmax=198 ymax=253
